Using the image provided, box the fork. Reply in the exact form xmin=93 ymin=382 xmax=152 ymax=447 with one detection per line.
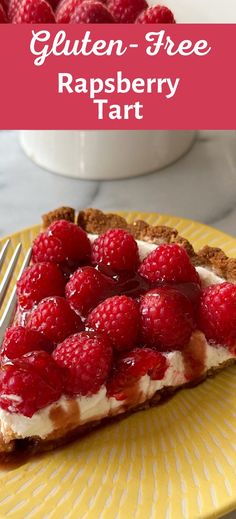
xmin=0 ymin=241 xmax=32 ymax=343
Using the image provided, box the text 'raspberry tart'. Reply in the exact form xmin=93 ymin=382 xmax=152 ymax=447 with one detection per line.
xmin=0 ymin=207 xmax=236 ymax=459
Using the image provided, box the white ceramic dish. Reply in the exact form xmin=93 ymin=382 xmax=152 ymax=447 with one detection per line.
xmin=20 ymin=130 xmax=196 ymax=180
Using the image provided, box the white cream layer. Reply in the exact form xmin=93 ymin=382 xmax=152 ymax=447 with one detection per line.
xmin=0 ymin=237 xmax=233 ymax=443
xmin=0 ymin=341 xmax=233 ymax=442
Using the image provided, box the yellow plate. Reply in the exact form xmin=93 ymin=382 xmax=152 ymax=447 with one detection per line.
xmin=1 ymin=211 xmax=236 ymax=519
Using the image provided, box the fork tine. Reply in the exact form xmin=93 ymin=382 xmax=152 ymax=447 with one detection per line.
xmin=0 ymin=239 xmax=11 ymax=273
xmin=0 ymin=243 xmax=22 ymax=309
xmin=0 ymin=248 xmax=32 ymax=342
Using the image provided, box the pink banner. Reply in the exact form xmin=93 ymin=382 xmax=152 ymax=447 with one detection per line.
xmin=0 ymin=24 xmax=235 ymax=129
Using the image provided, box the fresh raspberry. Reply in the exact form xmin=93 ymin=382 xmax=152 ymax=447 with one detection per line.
xmin=0 ymin=351 xmax=64 ymax=418
xmin=175 ymin=282 xmax=201 ymax=313
xmin=139 ymin=244 xmax=200 ymax=285
xmin=32 ymin=220 xmax=91 ymax=267
xmin=56 ymin=0 xmax=83 ymax=22
xmin=70 ymin=0 xmax=114 ymax=22
xmin=53 ymin=331 xmax=112 ymax=396
xmin=56 ymin=0 xmax=106 ymax=22
xmin=0 ymin=0 xmax=8 ymax=13
xmin=0 ymin=2 xmax=7 ymax=20
xmin=136 ymin=5 xmax=175 ymax=23
xmin=140 ymin=287 xmax=195 ymax=351
xmin=87 ymin=295 xmax=140 ymax=351
xmin=17 ymin=263 xmax=65 ymax=311
xmin=8 ymin=0 xmax=21 ymax=20
xmin=107 ymin=347 xmax=168 ymax=399
xmin=27 ymin=296 xmax=82 ymax=345
xmin=0 ymin=351 xmax=64 ymax=417
xmin=32 ymin=233 xmax=64 ymax=264
xmin=65 ymin=266 xmax=112 ymax=317
xmin=198 ymin=283 xmax=236 ymax=351
xmin=13 ymin=0 xmax=55 ymax=22
xmin=0 ymin=326 xmax=52 ymax=360
xmin=107 ymin=0 xmax=147 ymax=23
xmin=46 ymin=0 xmax=60 ymax=10
xmin=91 ymin=229 xmax=139 ymax=274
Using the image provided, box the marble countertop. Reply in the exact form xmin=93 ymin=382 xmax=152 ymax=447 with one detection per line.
xmin=0 ymin=130 xmax=236 ymax=238
xmin=0 ymin=129 xmax=236 ymax=519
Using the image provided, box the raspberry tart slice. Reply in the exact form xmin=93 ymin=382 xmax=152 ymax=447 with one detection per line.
xmin=0 ymin=207 xmax=236 ymax=459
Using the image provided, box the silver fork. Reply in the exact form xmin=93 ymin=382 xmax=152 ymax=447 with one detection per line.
xmin=0 ymin=241 xmax=32 ymax=343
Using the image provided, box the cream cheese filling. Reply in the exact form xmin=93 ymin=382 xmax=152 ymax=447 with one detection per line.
xmin=0 ymin=341 xmax=233 ymax=442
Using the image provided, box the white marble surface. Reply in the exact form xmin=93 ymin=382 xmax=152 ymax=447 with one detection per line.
xmin=0 ymin=130 xmax=236 ymax=237
xmin=1 ymin=130 xmax=236 ymax=519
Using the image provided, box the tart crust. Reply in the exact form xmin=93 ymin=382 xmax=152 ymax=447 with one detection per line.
xmin=1 ymin=207 xmax=236 ymax=458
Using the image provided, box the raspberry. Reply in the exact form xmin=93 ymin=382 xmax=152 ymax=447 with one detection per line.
xmin=87 ymin=295 xmax=140 ymax=351
xmin=56 ymin=0 xmax=83 ymax=22
xmin=140 ymin=287 xmax=195 ymax=351
xmin=27 ymin=296 xmax=82 ymax=345
xmin=47 ymin=0 xmax=60 ymax=9
xmin=175 ymin=282 xmax=201 ymax=313
xmin=136 ymin=5 xmax=175 ymax=23
xmin=65 ymin=266 xmax=112 ymax=317
xmin=56 ymin=0 xmax=107 ymax=21
xmin=17 ymin=263 xmax=65 ymax=310
xmin=8 ymin=0 xmax=21 ymax=20
xmin=198 ymin=283 xmax=236 ymax=351
xmin=53 ymin=331 xmax=112 ymax=396
xmin=0 ymin=2 xmax=7 ymax=20
xmin=70 ymin=0 xmax=114 ymax=22
xmin=107 ymin=347 xmax=168 ymax=399
xmin=139 ymin=244 xmax=200 ymax=285
xmin=0 ymin=351 xmax=64 ymax=417
xmin=0 ymin=326 xmax=52 ymax=360
xmin=32 ymin=220 xmax=91 ymax=266
xmin=32 ymin=233 xmax=64 ymax=264
xmin=107 ymin=0 xmax=147 ymax=23
xmin=13 ymin=0 xmax=55 ymax=22
xmin=0 ymin=0 xmax=8 ymax=12
xmin=91 ymin=229 xmax=139 ymax=274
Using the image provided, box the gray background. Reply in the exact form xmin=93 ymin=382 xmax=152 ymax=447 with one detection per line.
xmin=0 ymin=130 xmax=236 ymax=519
xmin=1 ymin=131 xmax=236 ymax=236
